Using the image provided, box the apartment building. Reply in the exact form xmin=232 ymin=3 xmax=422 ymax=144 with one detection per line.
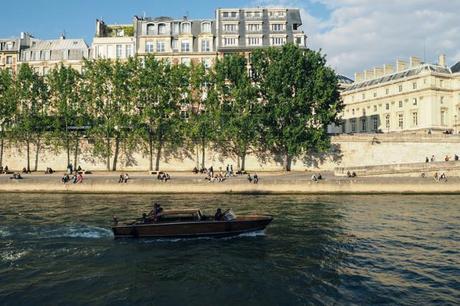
xmin=216 ymin=7 xmax=306 ymax=54
xmin=134 ymin=15 xmax=216 ymax=67
xmin=20 ymin=33 xmax=89 ymax=74
xmin=334 ymin=55 xmax=460 ymax=134
xmin=0 ymin=38 xmax=21 ymax=74
xmin=92 ymin=19 xmax=136 ymax=60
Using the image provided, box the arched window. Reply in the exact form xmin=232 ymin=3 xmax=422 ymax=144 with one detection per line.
xmin=201 ymin=22 xmax=211 ymax=33
xmin=181 ymin=22 xmax=191 ymax=33
xmin=158 ymin=23 xmax=167 ymax=35
xmin=147 ymin=24 xmax=155 ymax=35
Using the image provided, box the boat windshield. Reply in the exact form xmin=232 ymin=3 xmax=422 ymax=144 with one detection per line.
xmin=223 ymin=209 xmax=236 ymax=221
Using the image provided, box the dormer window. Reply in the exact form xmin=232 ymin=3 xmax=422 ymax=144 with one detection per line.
xmin=116 ymin=29 xmax=124 ymax=37
xmin=147 ymin=24 xmax=155 ymax=35
xmin=158 ymin=23 xmax=167 ymax=35
xmin=181 ymin=22 xmax=191 ymax=34
xmin=201 ymin=22 xmax=211 ymax=33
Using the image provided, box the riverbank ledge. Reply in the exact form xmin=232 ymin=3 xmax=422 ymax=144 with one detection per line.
xmin=1 ymin=172 xmax=459 ymax=194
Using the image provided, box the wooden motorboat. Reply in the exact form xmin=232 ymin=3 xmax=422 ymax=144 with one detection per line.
xmin=111 ymin=209 xmax=273 ymax=239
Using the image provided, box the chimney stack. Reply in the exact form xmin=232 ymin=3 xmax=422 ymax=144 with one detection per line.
xmin=374 ymin=67 xmax=384 ymax=78
xmin=396 ymin=59 xmax=407 ymax=72
xmin=355 ymin=72 xmax=364 ymax=82
xmin=383 ymin=64 xmax=394 ymax=75
xmin=364 ymin=69 xmax=374 ymax=80
xmin=438 ymin=54 xmax=446 ymax=67
xmin=410 ymin=56 xmax=422 ymax=67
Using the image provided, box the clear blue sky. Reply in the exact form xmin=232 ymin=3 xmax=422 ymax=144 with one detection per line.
xmin=0 ymin=0 xmax=329 ymax=44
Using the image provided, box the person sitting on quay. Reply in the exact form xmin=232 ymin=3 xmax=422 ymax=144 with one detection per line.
xmin=317 ymin=173 xmax=323 ymax=180
xmin=439 ymin=172 xmax=447 ymax=182
xmin=62 ymin=174 xmax=70 ymax=184
xmin=433 ymin=172 xmax=439 ymax=181
xmin=209 ymin=166 xmax=214 ymax=177
xmin=430 ymin=155 xmax=435 ymax=162
xmin=311 ymin=174 xmax=318 ymax=182
xmin=247 ymin=174 xmax=253 ymax=183
xmin=10 ymin=172 xmax=23 ymax=180
xmin=118 ymin=174 xmax=124 ymax=183
xmin=445 ymin=155 xmax=450 ymax=162
xmin=123 ymin=173 xmax=129 ymax=183
xmin=45 ymin=167 xmax=54 ymax=174
xmin=455 ymin=154 xmax=459 ymax=161
xmin=253 ymin=173 xmax=259 ymax=184
xmin=425 ymin=157 xmax=429 ymax=163
xmin=22 ymin=167 xmax=31 ymax=174
xmin=192 ymin=167 xmax=199 ymax=174
xmin=76 ymin=173 xmax=83 ymax=184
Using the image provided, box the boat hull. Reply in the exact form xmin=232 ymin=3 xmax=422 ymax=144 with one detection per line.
xmin=112 ymin=216 xmax=273 ymax=239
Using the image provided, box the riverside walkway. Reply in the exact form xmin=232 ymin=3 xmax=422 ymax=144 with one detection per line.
xmin=0 ymin=171 xmax=459 ymax=194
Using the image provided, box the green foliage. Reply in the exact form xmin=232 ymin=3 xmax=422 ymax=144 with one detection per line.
xmin=12 ymin=64 xmax=50 ymax=171
xmin=0 ymin=44 xmax=342 ymax=172
xmin=47 ymin=64 xmax=85 ymax=166
xmin=251 ymin=44 xmax=343 ymax=170
xmin=214 ymin=54 xmax=261 ymax=170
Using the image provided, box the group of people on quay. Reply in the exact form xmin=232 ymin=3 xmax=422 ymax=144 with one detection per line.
xmin=157 ymin=172 xmax=171 ymax=182
xmin=0 ymin=165 xmax=8 ymax=174
xmin=118 ymin=173 xmax=130 ymax=183
xmin=311 ymin=173 xmax=323 ymax=182
xmin=61 ymin=172 xmax=84 ymax=184
xmin=425 ymin=154 xmax=459 ymax=163
xmin=193 ymin=164 xmax=260 ymax=184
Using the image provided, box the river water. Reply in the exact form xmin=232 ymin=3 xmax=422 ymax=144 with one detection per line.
xmin=0 ymin=194 xmax=459 ymax=305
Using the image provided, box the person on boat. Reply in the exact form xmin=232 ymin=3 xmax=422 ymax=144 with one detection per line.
xmin=214 ymin=208 xmax=224 ymax=221
xmin=148 ymin=203 xmax=164 ymax=222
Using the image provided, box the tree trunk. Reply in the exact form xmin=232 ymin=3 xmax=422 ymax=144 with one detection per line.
xmin=284 ymin=153 xmax=292 ymax=172
xmin=106 ymin=138 xmax=111 ymax=171
xmin=26 ymin=140 xmax=30 ymax=172
xmin=66 ymin=135 xmax=70 ymax=168
xmin=155 ymin=141 xmax=163 ymax=171
xmin=0 ymin=131 xmax=4 ymax=168
xmin=241 ymin=152 xmax=247 ymax=171
xmin=237 ymin=155 xmax=240 ymax=171
xmin=201 ymin=138 xmax=206 ymax=170
xmin=112 ymin=136 xmax=120 ymax=171
xmin=34 ymin=138 xmax=41 ymax=172
xmin=73 ymin=137 xmax=79 ymax=170
xmin=148 ymin=133 xmax=153 ymax=171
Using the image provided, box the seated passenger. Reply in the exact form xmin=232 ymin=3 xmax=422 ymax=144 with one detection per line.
xmin=214 ymin=208 xmax=224 ymax=221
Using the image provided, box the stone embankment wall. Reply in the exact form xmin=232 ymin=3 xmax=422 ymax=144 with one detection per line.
xmin=1 ymin=133 xmax=460 ymax=172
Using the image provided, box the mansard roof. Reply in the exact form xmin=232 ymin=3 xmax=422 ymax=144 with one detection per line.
xmin=343 ymin=64 xmax=451 ymax=92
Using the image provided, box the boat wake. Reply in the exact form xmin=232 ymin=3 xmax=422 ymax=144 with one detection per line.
xmin=0 ymin=227 xmax=11 ymax=238
xmin=139 ymin=230 xmax=266 ymax=243
xmin=40 ymin=225 xmax=114 ymax=239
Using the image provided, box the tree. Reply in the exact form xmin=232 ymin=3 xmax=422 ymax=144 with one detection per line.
xmin=215 ymin=54 xmax=261 ymax=171
xmin=13 ymin=64 xmax=49 ymax=172
xmin=188 ymin=63 xmax=219 ymax=170
xmin=47 ymin=64 xmax=86 ymax=168
xmin=137 ymin=56 xmax=188 ymax=171
xmin=82 ymin=59 xmax=138 ymax=171
xmin=0 ymin=69 xmax=16 ymax=168
xmin=251 ymin=44 xmax=342 ymax=171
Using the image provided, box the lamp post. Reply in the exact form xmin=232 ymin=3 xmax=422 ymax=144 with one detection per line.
xmin=455 ymin=115 xmax=458 ymax=134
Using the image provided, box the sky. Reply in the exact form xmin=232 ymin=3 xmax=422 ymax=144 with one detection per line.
xmin=1 ymin=0 xmax=459 ymax=77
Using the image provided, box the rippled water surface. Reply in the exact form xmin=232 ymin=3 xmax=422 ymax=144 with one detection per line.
xmin=0 ymin=194 xmax=459 ymax=305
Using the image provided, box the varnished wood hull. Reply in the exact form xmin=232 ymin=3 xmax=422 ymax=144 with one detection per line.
xmin=112 ymin=216 xmax=273 ymax=239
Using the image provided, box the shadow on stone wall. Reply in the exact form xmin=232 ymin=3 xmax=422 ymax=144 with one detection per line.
xmin=301 ymin=143 xmax=343 ymax=169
